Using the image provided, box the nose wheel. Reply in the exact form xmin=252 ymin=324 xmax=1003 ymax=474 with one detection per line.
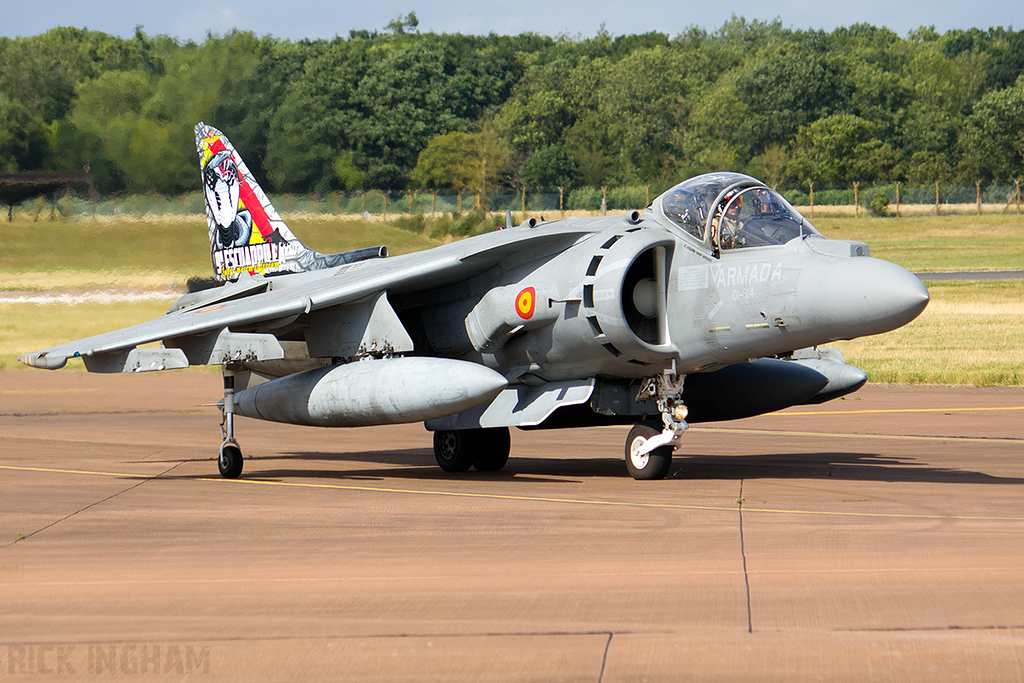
xmin=625 ymin=421 xmax=673 ymax=480
xmin=626 ymin=371 xmax=689 ymax=480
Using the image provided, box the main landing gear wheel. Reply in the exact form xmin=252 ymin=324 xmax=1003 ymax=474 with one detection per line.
xmin=471 ymin=428 xmax=511 ymax=472
xmin=433 ymin=430 xmax=475 ymax=472
xmin=219 ymin=443 xmax=243 ymax=479
xmin=625 ymin=421 xmax=673 ymax=480
xmin=433 ymin=428 xmax=512 ymax=473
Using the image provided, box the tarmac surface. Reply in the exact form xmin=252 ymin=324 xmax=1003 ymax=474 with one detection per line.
xmin=2 ymin=370 xmax=1024 ymax=681
xmin=915 ymin=269 xmax=1024 ymax=281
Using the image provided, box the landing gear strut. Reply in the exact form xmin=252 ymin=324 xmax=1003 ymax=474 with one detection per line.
xmin=218 ymin=365 xmax=243 ymax=478
xmin=626 ymin=372 xmax=688 ymax=480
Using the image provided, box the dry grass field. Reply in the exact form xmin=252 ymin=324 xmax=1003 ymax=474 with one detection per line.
xmin=834 ymin=280 xmax=1024 ymax=386
xmin=815 ymin=213 xmax=1024 ymax=272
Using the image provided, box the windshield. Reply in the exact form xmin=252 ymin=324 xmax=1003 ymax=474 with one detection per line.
xmin=714 ymin=187 xmax=819 ymax=250
xmin=659 ymin=173 xmax=741 ymax=241
xmin=657 ymin=173 xmax=820 ymax=252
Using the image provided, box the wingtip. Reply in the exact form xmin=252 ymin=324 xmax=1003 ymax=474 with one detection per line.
xmin=18 ymin=352 xmax=68 ymax=370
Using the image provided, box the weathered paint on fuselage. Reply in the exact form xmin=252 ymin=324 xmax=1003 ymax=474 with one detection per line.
xmin=405 ymin=210 xmax=926 ymax=387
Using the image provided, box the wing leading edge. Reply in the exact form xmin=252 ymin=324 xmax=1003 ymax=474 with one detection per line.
xmin=19 ymin=222 xmax=595 ymax=372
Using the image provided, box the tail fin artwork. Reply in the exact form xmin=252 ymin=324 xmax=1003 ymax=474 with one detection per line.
xmin=196 ymin=122 xmax=386 ymax=282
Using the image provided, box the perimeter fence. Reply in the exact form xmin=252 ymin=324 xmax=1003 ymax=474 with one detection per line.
xmin=6 ymin=180 xmax=1024 ymax=222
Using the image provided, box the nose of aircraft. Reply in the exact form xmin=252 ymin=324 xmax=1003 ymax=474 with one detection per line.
xmin=824 ymin=257 xmax=930 ymax=338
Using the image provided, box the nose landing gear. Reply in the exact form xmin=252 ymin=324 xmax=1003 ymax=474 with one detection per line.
xmin=626 ymin=373 xmax=688 ymax=480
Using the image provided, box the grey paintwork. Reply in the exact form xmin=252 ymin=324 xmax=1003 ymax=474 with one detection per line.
xmin=20 ymin=144 xmax=929 ymax=447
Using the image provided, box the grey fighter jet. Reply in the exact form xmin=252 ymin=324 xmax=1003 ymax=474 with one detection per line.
xmin=20 ymin=124 xmax=930 ymax=480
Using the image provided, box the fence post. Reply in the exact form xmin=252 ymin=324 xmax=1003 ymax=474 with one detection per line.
xmin=431 ymin=190 xmax=436 ymax=215
xmin=935 ymin=181 xmax=940 ymax=216
xmin=521 ymin=187 xmax=526 ymax=218
xmin=457 ymin=190 xmax=463 ymax=213
xmin=360 ymin=191 xmax=366 ymax=217
xmin=382 ymin=190 xmax=388 ymax=220
xmin=854 ymin=181 xmax=859 ymax=218
xmin=558 ymin=186 xmax=564 ymax=217
xmin=1016 ymin=178 xmax=1021 ymax=213
xmin=408 ymin=189 xmax=415 ymax=213
xmin=86 ymin=163 xmax=97 ymax=220
xmin=601 ymin=186 xmax=607 ymax=216
xmin=645 ymin=184 xmax=650 ymax=206
xmin=895 ymin=182 xmax=901 ymax=217
xmin=976 ymin=180 xmax=982 ymax=215
xmin=808 ymin=182 xmax=814 ymax=219
xmin=333 ymin=191 xmax=340 ymax=214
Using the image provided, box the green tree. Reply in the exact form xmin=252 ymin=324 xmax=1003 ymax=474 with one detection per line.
xmin=332 ymin=151 xmax=368 ymax=190
xmin=787 ymin=113 xmax=876 ymax=185
xmin=959 ymin=77 xmax=1024 ymax=181
xmin=268 ymin=33 xmax=526 ymax=191
xmin=900 ymin=41 xmax=981 ymax=158
xmin=0 ymin=94 xmax=49 ymax=172
xmin=212 ymin=40 xmax=320 ymax=187
xmin=734 ymin=40 xmax=852 ymax=157
xmin=849 ymin=139 xmax=902 ymax=182
xmin=410 ymin=130 xmax=506 ymax=194
xmin=747 ymin=143 xmax=790 ymax=188
xmin=53 ymin=69 xmax=154 ymax=192
xmin=903 ymin=150 xmax=954 ymax=184
xmin=521 ymin=144 xmax=578 ymax=189
xmin=594 ymin=46 xmax=691 ymax=182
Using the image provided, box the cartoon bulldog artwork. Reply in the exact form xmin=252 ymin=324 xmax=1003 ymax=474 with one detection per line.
xmin=195 ymin=123 xmax=385 ymax=282
xmin=203 ymin=147 xmax=252 ymax=249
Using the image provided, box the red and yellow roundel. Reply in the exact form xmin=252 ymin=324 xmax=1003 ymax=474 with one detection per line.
xmin=515 ymin=286 xmax=536 ymax=319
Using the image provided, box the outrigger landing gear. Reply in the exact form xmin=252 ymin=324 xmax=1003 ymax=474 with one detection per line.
xmin=627 ymin=372 xmax=689 ymax=480
xmin=218 ymin=364 xmax=243 ymax=479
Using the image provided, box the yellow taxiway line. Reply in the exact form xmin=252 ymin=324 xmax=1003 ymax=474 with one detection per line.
xmin=3 ymin=463 xmax=1024 ymax=523
xmin=3 ymin=563 xmax=1022 ymax=589
xmin=781 ymin=406 xmax=1024 ymax=416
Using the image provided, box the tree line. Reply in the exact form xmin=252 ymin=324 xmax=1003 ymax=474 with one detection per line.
xmin=1 ymin=16 xmax=1023 ymax=198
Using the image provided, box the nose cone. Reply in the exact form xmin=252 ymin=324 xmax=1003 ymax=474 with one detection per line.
xmin=825 ymin=258 xmax=930 ymax=338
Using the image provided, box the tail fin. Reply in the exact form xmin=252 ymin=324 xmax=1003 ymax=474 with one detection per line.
xmin=195 ymin=122 xmax=386 ymax=282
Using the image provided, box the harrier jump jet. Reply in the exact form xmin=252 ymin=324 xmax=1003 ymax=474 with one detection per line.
xmin=20 ymin=124 xmax=929 ymax=480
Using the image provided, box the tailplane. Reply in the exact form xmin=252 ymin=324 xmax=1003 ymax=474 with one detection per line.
xmin=195 ymin=123 xmax=386 ymax=282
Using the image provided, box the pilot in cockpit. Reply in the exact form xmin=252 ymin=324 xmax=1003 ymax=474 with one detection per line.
xmin=712 ymin=192 xmax=744 ymax=249
xmin=753 ymin=188 xmax=782 ymax=217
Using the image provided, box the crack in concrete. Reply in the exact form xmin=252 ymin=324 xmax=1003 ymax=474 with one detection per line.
xmin=597 ymin=632 xmax=612 ymax=683
xmin=1 ymin=461 xmax=185 ymax=549
xmin=739 ymin=479 xmax=753 ymax=634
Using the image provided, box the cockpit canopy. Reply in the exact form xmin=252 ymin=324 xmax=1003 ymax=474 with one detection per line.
xmin=655 ymin=173 xmax=820 ymax=252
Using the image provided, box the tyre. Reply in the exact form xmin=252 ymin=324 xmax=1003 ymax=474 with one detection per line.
xmin=219 ymin=443 xmax=244 ymax=479
xmin=433 ymin=430 xmax=475 ymax=472
xmin=624 ymin=422 xmax=672 ymax=480
xmin=472 ymin=428 xmax=511 ymax=472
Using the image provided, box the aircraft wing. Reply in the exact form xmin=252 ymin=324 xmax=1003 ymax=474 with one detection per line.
xmin=19 ymin=223 xmax=594 ymax=372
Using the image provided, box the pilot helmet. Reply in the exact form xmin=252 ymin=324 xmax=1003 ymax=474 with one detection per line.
xmin=724 ymin=191 xmax=743 ymax=214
